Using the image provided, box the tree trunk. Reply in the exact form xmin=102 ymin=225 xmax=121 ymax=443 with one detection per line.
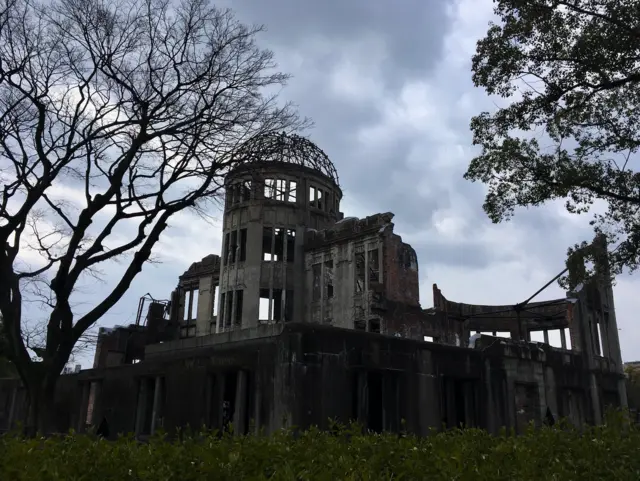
xmin=25 ymin=379 xmax=57 ymax=437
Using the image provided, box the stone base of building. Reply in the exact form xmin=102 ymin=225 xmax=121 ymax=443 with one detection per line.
xmin=0 ymin=323 xmax=624 ymax=437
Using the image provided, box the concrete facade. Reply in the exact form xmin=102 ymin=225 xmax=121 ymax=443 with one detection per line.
xmin=0 ymin=133 xmax=628 ymax=436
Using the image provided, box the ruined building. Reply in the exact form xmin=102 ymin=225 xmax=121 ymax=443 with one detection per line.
xmin=0 ymin=133 xmax=628 ymax=436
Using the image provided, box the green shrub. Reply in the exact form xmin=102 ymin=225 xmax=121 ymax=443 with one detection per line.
xmin=1 ymin=414 xmax=639 ymax=480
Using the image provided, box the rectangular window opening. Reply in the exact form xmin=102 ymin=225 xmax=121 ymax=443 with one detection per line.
xmin=242 ymin=180 xmax=252 ymax=202
xmin=274 ymin=228 xmax=285 ymax=261
xmin=183 ymin=290 xmax=191 ymax=322
xmin=529 ymin=330 xmax=545 ymax=343
xmin=230 ymin=230 xmax=238 ymax=264
xmin=548 ymin=329 xmax=563 ymax=348
xmin=368 ymin=247 xmax=380 ymax=283
xmin=273 ymin=289 xmax=283 ymax=322
xmin=325 ymin=259 xmax=334 ymax=298
xmin=286 ymin=229 xmax=296 ymax=262
xmin=219 ymin=292 xmax=226 ymax=328
xmin=234 ymin=290 xmax=244 ymax=326
xmin=309 ymin=186 xmax=317 ymax=208
xmin=275 ymin=179 xmax=286 ymax=201
xmin=224 ymin=232 xmax=230 ymax=263
xmin=259 ymin=289 xmax=271 ymax=322
xmin=287 ymin=180 xmax=297 ymax=203
xmin=239 ymin=229 xmax=247 ymax=262
xmin=354 ymin=320 xmax=366 ymax=331
xmin=225 ymin=292 xmax=233 ymax=327
xmin=423 ymin=336 xmax=434 ymax=342
xmin=190 ymin=289 xmax=199 ymax=321
xmin=212 ymin=285 xmax=219 ymax=319
xmin=597 ymin=322 xmax=604 ymax=356
xmin=369 ymin=318 xmax=381 ymax=334
xmin=355 ymin=252 xmax=365 ymax=293
xmin=262 ymin=227 xmax=273 ymax=261
xmin=312 ymin=263 xmax=322 ymax=301
xmin=264 ymin=178 xmax=275 ymax=199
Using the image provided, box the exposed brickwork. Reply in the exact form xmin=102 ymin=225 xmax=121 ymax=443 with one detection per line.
xmin=382 ymin=232 xmax=419 ymax=307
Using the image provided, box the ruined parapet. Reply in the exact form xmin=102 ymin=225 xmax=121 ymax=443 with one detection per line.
xmin=93 ymin=324 xmax=148 ymax=368
xmin=303 ymin=211 xmax=422 ymax=334
xmin=217 ymin=132 xmax=343 ymax=333
xmin=433 ymin=283 xmax=572 ymax=347
xmin=172 ymin=254 xmax=221 ymax=338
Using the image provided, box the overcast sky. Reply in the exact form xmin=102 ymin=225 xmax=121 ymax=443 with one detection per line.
xmin=61 ymin=0 xmax=640 ymax=365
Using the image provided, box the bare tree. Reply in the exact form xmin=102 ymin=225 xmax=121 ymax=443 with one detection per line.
xmin=0 ymin=0 xmax=304 ymax=434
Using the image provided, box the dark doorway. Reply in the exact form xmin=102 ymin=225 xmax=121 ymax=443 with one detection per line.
xmin=367 ymin=371 xmax=383 ymax=433
xmin=222 ymin=372 xmax=238 ymax=432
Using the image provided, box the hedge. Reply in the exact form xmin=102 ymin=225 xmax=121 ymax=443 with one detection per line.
xmin=1 ymin=415 xmax=638 ymax=480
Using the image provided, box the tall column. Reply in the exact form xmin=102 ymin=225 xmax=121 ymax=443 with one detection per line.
xmin=78 ymin=382 xmax=91 ymax=432
xmin=233 ymin=371 xmax=248 ymax=435
xmin=150 ymin=377 xmax=163 ymax=434
xmin=135 ymin=381 xmax=148 ymax=435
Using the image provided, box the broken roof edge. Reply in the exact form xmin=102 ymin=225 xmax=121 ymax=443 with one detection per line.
xmin=305 ymin=212 xmax=395 ymax=250
xmin=432 ymin=283 xmax=571 ymax=319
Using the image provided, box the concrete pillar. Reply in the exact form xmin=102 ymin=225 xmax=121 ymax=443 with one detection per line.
xmin=560 ymin=329 xmax=567 ymax=349
xmin=543 ymin=330 xmax=549 ymax=345
xmin=253 ymin=374 xmax=262 ymax=435
xmin=196 ymin=276 xmax=213 ymax=336
xmin=233 ymin=370 xmax=248 ymax=434
xmin=589 ymin=373 xmax=602 ymax=425
xmin=78 ymin=382 xmax=91 ymax=432
xmin=135 ymin=381 xmax=148 ymax=435
xmin=150 ymin=377 xmax=163 ymax=434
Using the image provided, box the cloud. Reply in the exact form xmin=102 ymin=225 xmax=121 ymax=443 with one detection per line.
xmin=20 ymin=0 xmax=640 ymax=366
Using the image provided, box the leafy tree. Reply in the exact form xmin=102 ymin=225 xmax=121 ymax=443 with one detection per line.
xmin=0 ymin=0 xmax=303 ymax=434
xmin=465 ymin=0 xmax=640 ymax=286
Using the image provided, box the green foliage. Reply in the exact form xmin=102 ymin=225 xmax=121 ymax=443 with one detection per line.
xmin=1 ymin=416 xmax=640 ymax=480
xmin=465 ymin=0 xmax=640 ymax=287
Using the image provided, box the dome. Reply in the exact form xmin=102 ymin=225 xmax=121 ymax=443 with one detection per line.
xmin=234 ymin=132 xmax=340 ymax=186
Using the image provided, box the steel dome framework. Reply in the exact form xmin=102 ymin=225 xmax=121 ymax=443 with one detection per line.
xmin=234 ymin=132 xmax=340 ymax=186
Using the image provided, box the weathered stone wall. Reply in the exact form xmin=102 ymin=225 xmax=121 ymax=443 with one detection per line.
xmin=0 ymin=324 xmax=625 ymax=437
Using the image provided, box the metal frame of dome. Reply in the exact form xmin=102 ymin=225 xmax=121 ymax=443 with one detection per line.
xmin=235 ymin=132 xmax=340 ymax=186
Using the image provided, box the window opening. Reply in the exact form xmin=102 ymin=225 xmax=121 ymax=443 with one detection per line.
xmin=309 ymin=186 xmax=317 ymax=208
xmin=212 ymin=286 xmax=219 ymax=319
xmin=368 ymin=247 xmax=380 ymax=283
xmin=262 ymin=227 xmax=273 ymax=261
xmin=264 ymin=178 xmax=275 ymax=199
xmin=325 ymin=260 xmax=334 ymax=298
xmin=369 ymin=318 xmax=381 ymax=333
xmin=312 ymin=263 xmax=322 ymax=301
xmin=190 ymin=289 xmax=199 ymax=321
xmin=234 ymin=290 xmax=244 ymax=326
xmin=286 ymin=229 xmax=295 ymax=262
xmin=239 ymin=229 xmax=247 ymax=262
xmin=242 ymin=180 xmax=252 ymax=201
xmin=272 ymin=289 xmax=283 ymax=322
xmin=355 ymin=252 xmax=365 ymax=293
xmin=287 ymin=181 xmax=297 ymax=202
xmin=259 ymin=289 xmax=271 ymax=322
xmin=229 ymin=230 xmax=238 ymax=264
xmin=274 ymin=228 xmax=285 ymax=261
xmin=275 ymin=179 xmax=287 ymax=201
xmin=225 ymin=292 xmax=233 ymax=327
